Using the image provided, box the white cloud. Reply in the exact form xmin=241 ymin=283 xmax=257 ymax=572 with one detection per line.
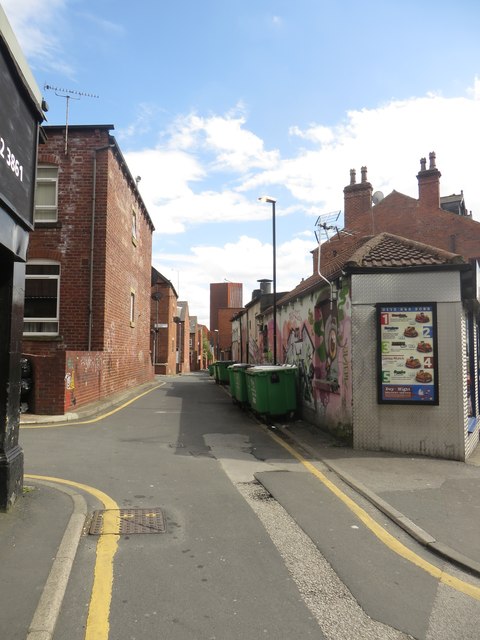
xmin=2 ymin=0 xmax=72 ymax=75
xmin=126 ymin=148 xmax=271 ymax=234
xmin=131 ymin=88 xmax=480 ymax=239
xmin=153 ymin=235 xmax=314 ymax=326
xmin=147 ymin=80 xmax=480 ymax=325
xmin=122 ymin=107 xmax=287 ymax=234
xmin=166 ymin=108 xmax=280 ymax=172
xmin=265 ymin=87 xmax=480 ymax=216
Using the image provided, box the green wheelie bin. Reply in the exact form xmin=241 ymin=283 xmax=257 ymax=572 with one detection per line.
xmin=215 ymin=360 xmax=236 ymax=384
xmin=245 ymin=365 xmax=298 ymax=417
xmin=228 ymin=363 xmax=252 ymax=405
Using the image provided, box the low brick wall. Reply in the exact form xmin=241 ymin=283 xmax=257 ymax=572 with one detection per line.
xmin=23 ymin=350 xmax=154 ymax=415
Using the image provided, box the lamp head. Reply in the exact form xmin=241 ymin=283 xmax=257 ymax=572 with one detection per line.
xmin=258 ymin=196 xmax=277 ymax=204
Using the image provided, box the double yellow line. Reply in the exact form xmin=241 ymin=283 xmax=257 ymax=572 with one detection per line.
xmin=26 ymin=475 xmax=119 ymax=640
xmin=267 ymin=429 xmax=480 ymax=601
xmin=26 ymin=380 xmax=480 ymax=640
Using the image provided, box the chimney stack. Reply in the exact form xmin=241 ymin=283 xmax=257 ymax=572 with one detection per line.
xmin=417 ymin=151 xmax=441 ymax=209
xmin=257 ymin=279 xmax=272 ymax=294
xmin=343 ymin=165 xmax=373 ymax=231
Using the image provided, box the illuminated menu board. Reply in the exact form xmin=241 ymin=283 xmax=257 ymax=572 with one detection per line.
xmin=377 ymin=303 xmax=438 ymax=405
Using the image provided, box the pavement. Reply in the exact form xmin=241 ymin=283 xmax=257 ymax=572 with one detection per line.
xmin=279 ymin=419 xmax=480 ymax=577
xmin=3 ymin=375 xmax=480 ymax=639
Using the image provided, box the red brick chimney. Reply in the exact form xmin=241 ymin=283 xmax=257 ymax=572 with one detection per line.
xmin=343 ymin=166 xmax=373 ymax=232
xmin=417 ymin=152 xmax=441 ymax=209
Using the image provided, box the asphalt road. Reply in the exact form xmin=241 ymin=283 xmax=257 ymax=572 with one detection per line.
xmin=18 ymin=372 xmax=480 ymax=639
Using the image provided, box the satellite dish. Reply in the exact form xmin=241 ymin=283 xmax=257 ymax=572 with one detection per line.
xmin=372 ymin=191 xmax=384 ymax=205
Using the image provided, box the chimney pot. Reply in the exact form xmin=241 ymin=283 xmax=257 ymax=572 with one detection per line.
xmin=350 ymin=169 xmax=356 ymax=185
xmin=417 ymin=152 xmax=441 ymax=208
xmin=361 ymin=166 xmax=368 ymax=183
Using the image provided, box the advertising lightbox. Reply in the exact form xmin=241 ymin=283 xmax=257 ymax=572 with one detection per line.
xmin=377 ymin=303 xmax=439 ymax=405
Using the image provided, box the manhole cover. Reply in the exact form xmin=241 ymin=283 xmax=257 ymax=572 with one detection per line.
xmin=89 ymin=508 xmax=166 ymax=535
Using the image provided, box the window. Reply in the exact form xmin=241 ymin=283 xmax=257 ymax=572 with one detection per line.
xmin=132 ymin=209 xmax=138 ymax=245
xmin=130 ymin=290 xmax=136 ymax=327
xmin=35 ymin=166 xmax=58 ymax=222
xmin=23 ymin=262 xmax=60 ymax=335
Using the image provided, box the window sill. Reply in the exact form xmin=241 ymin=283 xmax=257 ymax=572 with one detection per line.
xmin=22 ymin=334 xmax=63 ymax=341
xmin=130 ymin=321 xmax=136 ymax=328
xmin=33 ymin=221 xmax=61 ymax=229
xmin=132 ymin=236 xmax=138 ymax=247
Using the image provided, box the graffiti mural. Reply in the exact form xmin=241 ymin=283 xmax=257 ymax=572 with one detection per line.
xmin=312 ymin=282 xmax=352 ymax=432
xmin=282 ymin=309 xmax=315 ymax=408
xmin=275 ymin=281 xmax=352 ymax=436
xmin=64 ymin=368 xmax=77 ymax=409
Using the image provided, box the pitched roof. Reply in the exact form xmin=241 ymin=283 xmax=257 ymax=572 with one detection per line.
xmin=345 ymin=232 xmax=465 ymax=269
xmin=277 ymin=232 xmax=465 ymax=308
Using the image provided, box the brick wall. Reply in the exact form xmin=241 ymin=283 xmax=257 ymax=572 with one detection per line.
xmin=151 ymin=271 xmax=178 ymax=375
xmin=24 ymin=349 xmax=150 ymax=414
xmin=23 ymin=125 xmax=154 ymax=414
xmin=209 ymin=282 xmax=243 ymax=331
xmin=314 ymin=154 xmax=480 ymax=276
xmin=342 ymin=153 xmax=480 ymax=260
xmin=217 ymin=307 xmax=243 ymax=359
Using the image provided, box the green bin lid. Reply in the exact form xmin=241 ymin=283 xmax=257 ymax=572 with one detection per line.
xmin=246 ymin=365 xmax=297 ymax=375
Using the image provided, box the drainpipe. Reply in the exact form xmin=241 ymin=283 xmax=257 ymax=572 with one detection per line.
xmin=239 ymin=315 xmax=243 ymax=363
xmin=89 ymin=144 xmax=114 ymax=350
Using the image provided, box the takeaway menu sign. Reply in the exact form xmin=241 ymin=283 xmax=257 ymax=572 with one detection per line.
xmin=377 ymin=303 xmax=438 ymax=405
xmin=0 ymin=44 xmax=37 ymax=227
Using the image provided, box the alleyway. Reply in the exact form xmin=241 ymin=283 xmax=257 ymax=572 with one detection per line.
xmin=6 ymin=372 xmax=480 ymax=640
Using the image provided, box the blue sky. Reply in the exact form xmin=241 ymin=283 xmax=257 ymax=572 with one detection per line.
xmin=4 ymin=0 xmax=480 ymax=325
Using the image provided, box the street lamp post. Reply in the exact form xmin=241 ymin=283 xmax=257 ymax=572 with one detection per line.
xmin=258 ymin=196 xmax=277 ymax=365
xmin=214 ymin=329 xmax=219 ymax=361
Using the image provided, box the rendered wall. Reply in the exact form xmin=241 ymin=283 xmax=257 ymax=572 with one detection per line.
xmin=277 ymin=280 xmax=353 ymax=438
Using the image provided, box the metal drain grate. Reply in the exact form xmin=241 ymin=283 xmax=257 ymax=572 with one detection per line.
xmin=89 ymin=508 xmax=166 ymax=535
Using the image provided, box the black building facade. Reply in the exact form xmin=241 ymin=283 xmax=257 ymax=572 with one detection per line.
xmin=0 ymin=7 xmax=44 ymax=509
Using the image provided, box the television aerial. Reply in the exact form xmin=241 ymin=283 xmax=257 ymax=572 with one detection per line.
xmin=44 ymin=84 xmax=99 ymax=154
xmin=314 ymin=210 xmax=341 ymax=243
xmin=314 ymin=211 xmax=342 ymax=307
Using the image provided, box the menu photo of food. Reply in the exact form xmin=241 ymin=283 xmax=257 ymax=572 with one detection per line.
xmin=378 ymin=303 xmax=437 ymax=403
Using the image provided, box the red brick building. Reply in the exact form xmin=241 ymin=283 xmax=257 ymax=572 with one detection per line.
xmin=176 ymin=301 xmax=191 ymax=374
xmin=22 ymin=125 xmax=155 ymax=414
xmin=198 ymin=324 xmax=211 ymax=369
xmin=209 ymin=282 xmax=243 ymax=360
xmin=315 ymin=152 xmax=480 ymax=272
xmin=151 ymin=268 xmax=178 ymax=375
